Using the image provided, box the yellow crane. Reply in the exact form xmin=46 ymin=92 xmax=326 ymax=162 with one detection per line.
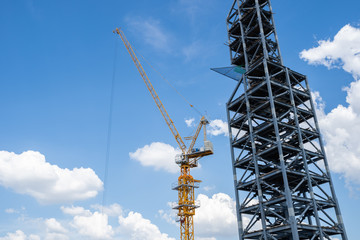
xmin=114 ymin=28 xmax=214 ymax=240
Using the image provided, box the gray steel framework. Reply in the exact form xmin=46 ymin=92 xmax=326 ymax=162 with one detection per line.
xmin=219 ymin=0 xmax=348 ymax=239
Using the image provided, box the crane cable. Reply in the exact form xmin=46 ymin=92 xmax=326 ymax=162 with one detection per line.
xmin=101 ymin=37 xmax=118 ymax=214
xmin=131 ymin=46 xmax=204 ymax=117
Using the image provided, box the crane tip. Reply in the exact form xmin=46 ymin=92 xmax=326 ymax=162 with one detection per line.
xmin=113 ymin=28 xmax=121 ymax=34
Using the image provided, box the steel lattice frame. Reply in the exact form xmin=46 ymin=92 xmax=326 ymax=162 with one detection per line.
xmin=172 ymin=165 xmax=200 ymax=240
xmin=223 ymin=0 xmax=348 ymax=239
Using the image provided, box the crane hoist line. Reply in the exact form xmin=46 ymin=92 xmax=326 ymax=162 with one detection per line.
xmin=114 ymin=28 xmax=214 ymax=240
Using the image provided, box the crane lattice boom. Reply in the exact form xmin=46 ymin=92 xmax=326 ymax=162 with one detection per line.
xmin=114 ymin=28 xmax=187 ymax=154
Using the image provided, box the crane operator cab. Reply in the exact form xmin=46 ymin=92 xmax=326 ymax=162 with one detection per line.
xmin=175 ymin=140 xmax=213 ymax=167
xmin=187 ymin=140 xmax=214 ymax=158
xmin=175 ymin=116 xmax=214 ymax=167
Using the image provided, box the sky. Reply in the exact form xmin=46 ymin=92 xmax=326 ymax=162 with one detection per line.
xmin=0 ymin=0 xmax=360 ymax=239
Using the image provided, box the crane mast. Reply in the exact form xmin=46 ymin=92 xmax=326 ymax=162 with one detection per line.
xmin=114 ymin=28 xmax=213 ymax=240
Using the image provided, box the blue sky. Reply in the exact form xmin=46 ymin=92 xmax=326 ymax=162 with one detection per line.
xmin=0 ymin=0 xmax=359 ymax=239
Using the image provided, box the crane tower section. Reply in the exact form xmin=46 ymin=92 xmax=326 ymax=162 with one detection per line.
xmin=214 ymin=0 xmax=348 ymax=239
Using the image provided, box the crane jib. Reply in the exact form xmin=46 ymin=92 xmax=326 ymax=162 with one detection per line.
xmin=114 ymin=28 xmax=187 ymax=153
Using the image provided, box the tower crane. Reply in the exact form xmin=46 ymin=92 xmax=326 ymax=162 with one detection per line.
xmin=114 ymin=28 xmax=214 ymax=240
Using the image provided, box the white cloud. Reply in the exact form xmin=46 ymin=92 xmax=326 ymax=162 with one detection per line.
xmin=158 ymin=202 xmax=177 ymax=225
xmin=129 ymin=142 xmax=181 ymax=173
xmin=71 ymin=211 xmax=114 ymax=239
xmin=5 ymin=208 xmax=16 ymax=214
xmin=207 ymin=119 xmax=229 ymax=137
xmin=118 ymin=211 xmax=175 ymax=240
xmin=0 ymin=151 xmax=103 ymax=204
xmin=126 ymin=17 xmax=171 ymax=52
xmin=60 ymin=206 xmax=91 ymax=217
xmin=300 ymin=24 xmax=360 ymax=79
xmin=91 ymin=203 xmax=123 ymax=217
xmin=203 ymin=185 xmax=215 ymax=192
xmin=158 ymin=209 xmax=177 ymax=225
xmin=313 ymin=86 xmax=360 ymax=185
xmin=2 ymin=203 xmax=183 ymax=240
xmin=195 ymin=193 xmax=238 ymax=238
xmin=301 ymin=24 xmax=360 ymax=186
xmin=59 ymin=204 xmax=177 ymax=240
xmin=44 ymin=233 xmax=68 ymax=240
xmin=62 ymin=205 xmax=115 ymax=239
xmin=0 ymin=231 xmax=40 ymax=240
xmin=45 ymin=218 xmax=67 ymax=234
xmin=185 ymin=118 xmax=195 ymax=127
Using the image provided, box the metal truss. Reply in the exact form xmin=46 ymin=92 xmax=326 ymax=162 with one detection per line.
xmin=222 ymin=0 xmax=348 ymax=239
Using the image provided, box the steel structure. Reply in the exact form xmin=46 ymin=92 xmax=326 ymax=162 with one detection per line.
xmin=214 ymin=0 xmax=348 ymax=239
xmin=114 ymin=28 xmax=214 ymax=240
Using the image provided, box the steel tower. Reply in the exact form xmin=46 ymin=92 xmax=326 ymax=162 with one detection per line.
xmin=213 ymin=0 xmax=348 ymax=239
